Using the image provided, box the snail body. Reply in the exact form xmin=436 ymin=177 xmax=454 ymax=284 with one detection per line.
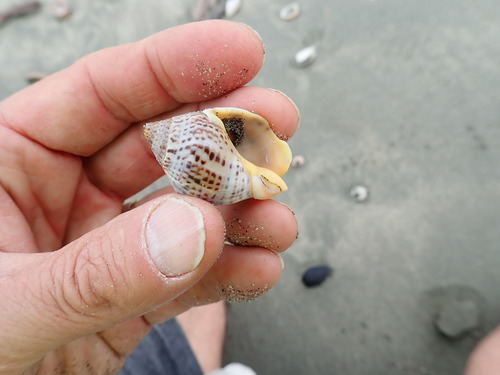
xmin=144 ymin=108 xmax=292 ymax=205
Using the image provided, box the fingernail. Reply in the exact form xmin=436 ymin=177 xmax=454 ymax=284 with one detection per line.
xmin=268 ymin=89 xmax=301 ymax=127
xmin=145 ymin=197 xmax=205 ymax=276
xmin=277 ymin=201 xmax=296 ymax=216
xmin=240 ymin=22 xmax=265 ymax=55
xmin=277 ymin=201 xmax=299 ymax=239
xmin=275 ymin=251 xmax=285 ymax=270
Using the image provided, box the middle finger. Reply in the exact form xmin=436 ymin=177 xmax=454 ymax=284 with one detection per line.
xmin=124 ymin=187 xmax=298 ymax=253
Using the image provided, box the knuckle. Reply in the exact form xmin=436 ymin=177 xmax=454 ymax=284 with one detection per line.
xmin=52 ymin=232 xmax=131 ymax=320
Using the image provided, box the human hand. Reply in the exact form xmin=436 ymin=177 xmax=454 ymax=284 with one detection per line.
xmin=0 ymin=20 xmax=299 ymax=374
xmin=465 ymin=325 xmax=500 ymax=374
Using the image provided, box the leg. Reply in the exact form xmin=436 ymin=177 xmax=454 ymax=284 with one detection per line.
xmin=177 ymin=301 xmax=226 ymax=374
xmin=120 ymin=301 xmax=226 ymax=375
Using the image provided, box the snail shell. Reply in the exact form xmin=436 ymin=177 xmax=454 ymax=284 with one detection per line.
xmin=143 ymin=107 xmax=292 ymax=205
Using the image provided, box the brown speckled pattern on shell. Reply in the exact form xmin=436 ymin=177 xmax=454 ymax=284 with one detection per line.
xmin=144 ymin=111 xmax=251 ymax=205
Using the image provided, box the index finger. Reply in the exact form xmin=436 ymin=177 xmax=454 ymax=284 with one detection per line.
xmin=0 ymin=20 xmax=264 ymax=156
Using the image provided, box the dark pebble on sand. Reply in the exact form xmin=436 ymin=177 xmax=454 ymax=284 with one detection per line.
xmin=302 ymin=265 xmax=333 ymax=287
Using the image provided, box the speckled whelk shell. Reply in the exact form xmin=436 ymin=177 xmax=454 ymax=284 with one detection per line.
xmin=143 ymin=108 xmax=292 ymax=205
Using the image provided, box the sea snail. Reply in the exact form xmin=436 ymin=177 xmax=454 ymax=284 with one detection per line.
xmin=144 ymin=107 xmax=292 ymax=205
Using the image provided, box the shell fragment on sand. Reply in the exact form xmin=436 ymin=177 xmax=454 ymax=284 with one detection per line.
xmin=279 ymin=2 xmax=301 ymax=21
xmin=295 ymin=45 xmax=317 ymax=68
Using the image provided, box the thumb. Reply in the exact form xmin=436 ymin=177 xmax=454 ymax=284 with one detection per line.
xmin=0 ymin=195 xmax=224 ymax=370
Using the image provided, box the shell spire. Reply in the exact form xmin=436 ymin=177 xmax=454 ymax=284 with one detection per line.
xmin=144 ymin=107 xmax=292 ymax=205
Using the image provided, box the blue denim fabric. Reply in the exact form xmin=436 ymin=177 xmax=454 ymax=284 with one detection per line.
xmin=119 ymin=319 xmax=202 ymax=375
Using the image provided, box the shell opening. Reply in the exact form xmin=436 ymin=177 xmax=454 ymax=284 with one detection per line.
xmin=208 ymin=108 xmax=292 ymax=178
xmin=221 ymin=117 xmax=245 ymax=147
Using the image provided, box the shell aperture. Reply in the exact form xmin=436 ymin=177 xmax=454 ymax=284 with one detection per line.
xmin=143 ymin=107 xmax=292 ymax=205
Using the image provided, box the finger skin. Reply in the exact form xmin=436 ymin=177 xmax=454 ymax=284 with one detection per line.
xmin=0 ymin=196 xmax=225 ymax=374
xmin=220 ymin=199 xmax=297 ymax=252
xmin=144 ymin=245 xmax=284 ymax=324
xmin=0 ymin=125 xmax=80 ymax=253
xmin=465 ymin=325 xmax=500 ymax=375
xmin=122 ymin=187 xmax=299 ymax=253
xmin=0 ymin=20 xmax=264 ymax=156
xmin=179 ymin=244 xmax=284 ymax=304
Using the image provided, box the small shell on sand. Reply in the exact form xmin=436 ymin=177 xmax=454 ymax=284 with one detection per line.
xmin=279 ymin=2 xmax=301 ymax=21
xmin=291 ymin=154 xmax=306 ymax=168
xmin=51 ymin=0 xmax=71 ymax=19
xmin=349 ymin=184 xmax=369 ymax=202
xmin=225 ymin=0 xmax=243 ymax=18
xmin=25 ymin=71 xmax=49 ymax=84
xmin=295 ymin=45 xmax=317 ymax=68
